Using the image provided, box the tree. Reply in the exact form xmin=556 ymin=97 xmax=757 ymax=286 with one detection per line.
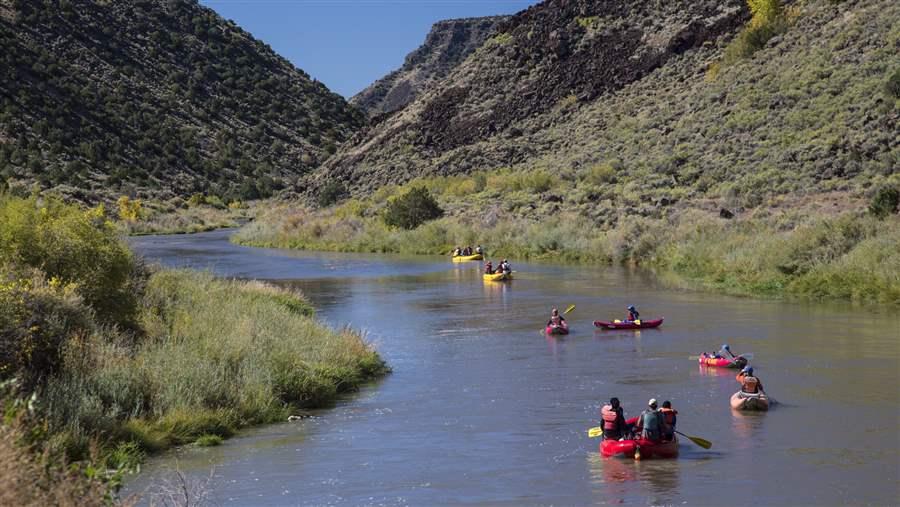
xmin=383 ymin=187 xmax=443 ymax=230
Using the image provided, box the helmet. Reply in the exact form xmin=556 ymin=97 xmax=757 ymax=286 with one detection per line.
xmin=742 ymin=366 xmax=753 ymax=375
xmin=648 ymin=398 xmax=657 ymax=408
xmin=662 ymin=400 xmax=671 ymax=408
xmin=722 ymin=344 xmax=730 ymax=350
xmin=627 ymin=305 xmax=636 ymax=311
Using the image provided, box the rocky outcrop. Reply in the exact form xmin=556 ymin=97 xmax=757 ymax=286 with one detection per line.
xmin=351 ymin=16 xmax=507 ymax=118
xmin=315 ymin=0 xmax=748 ymax=193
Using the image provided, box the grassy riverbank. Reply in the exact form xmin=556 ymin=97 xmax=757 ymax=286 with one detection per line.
xmin=116 ymin=196 xmax=253 ymax=235
xmin=234 ymin=172 xmax=900 ymax=304
xmin=0 ymin=194 xmax=388 ymax=501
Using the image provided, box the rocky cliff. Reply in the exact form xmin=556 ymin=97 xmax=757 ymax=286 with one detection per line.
xmin=0 ymin=0 xmax=364 ymax=202
xmin=312 ymin=0 xmax=898 ymax=211
xmin=351 ymin=16 xmax=507 ymax=118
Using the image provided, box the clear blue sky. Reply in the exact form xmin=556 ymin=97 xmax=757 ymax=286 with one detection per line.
xmin=199 ymin=0 xmax=539 ymax=98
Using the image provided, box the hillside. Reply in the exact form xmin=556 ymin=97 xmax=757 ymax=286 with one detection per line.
xmin=351 ymin=16 xmax=507 ymax=118
xmin=312 ymin=0 xmax=898 ymax=216
xmin=0 ymin=0 xmax=364 ymax=202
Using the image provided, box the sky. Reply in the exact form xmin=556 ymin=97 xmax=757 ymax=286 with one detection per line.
xmin=199 ymin=0 xmax=540 ymax=98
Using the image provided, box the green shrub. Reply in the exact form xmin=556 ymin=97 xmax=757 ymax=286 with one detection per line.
xmin=195 ymin=434 xmax=223 ymax=447
xmin=317 ymin=181 xmax=348 ymax=207
xmin=886 ymin=68 xmax=900 ymax=99
xmin=383 ymin=187 xmax=443 ymax=229
xmin=869 ymin=186 xmax=899 ymax=219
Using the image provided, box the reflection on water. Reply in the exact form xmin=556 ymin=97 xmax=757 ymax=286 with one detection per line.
xmin=125 ymin=230 xmax=900 ymax=506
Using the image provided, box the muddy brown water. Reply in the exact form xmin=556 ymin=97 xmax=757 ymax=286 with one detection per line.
xmin=124 ymin=229 xmax=900 ymax=506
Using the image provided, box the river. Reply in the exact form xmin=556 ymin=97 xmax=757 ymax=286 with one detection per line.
xmin=124 ymin=229 xmax=899 ymax=506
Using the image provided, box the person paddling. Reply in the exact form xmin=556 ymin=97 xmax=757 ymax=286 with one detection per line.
xmin=600 ymin=397 xmax=629 ymax=440
xmin=475 ymin=245 xmax=483 ymax=255
xmin=500 ymin=259 xmax=511 ymax=274
xmin=660 ymin=400 xmax=677 ymax=441
xmin=547 ymin=308 xmax=566 ymax=329
xmin=634 ymin=399 xmax=664 ymax=441
xmin=484 ymin=261 xmax=494 ymax=274
xmin=625 ymin=305 xmax=640 ymax=322
xmin=737 ymin=367 xmax=764 ymax=394
xmin=452 ymin=246 xmax=461 ymax=257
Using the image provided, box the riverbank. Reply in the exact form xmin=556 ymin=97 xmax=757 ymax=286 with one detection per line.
xmin=0 ymin=195 xmax=388 ymax=502
xmin=115 ymin=196 xmax=255 ymax=235
xmin=233 ymin=175 xmax=900 ymax=304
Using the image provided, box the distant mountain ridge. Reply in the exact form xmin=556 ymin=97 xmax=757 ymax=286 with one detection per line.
xmin=351 ymin=16 xmax=507 ymax=118
xmin=0 ymin=0 xmax=363 ymax=202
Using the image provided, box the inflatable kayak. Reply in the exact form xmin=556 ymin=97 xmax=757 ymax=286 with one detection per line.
xmin=452 ymin=254 xmax=483 ymax=262
xmin=483 ymin=272 xmax=512 ymax=281
xmin=699 ymin=353 xmax=748 ymax=369
xmin=545 ymin=322 xmax=569 ymax=335
xmin=594 ymin=318 xmax=664 ymax=330
xmin=601 ymin=435 xmax=679 ymax=460
xmin=730 ymin=391 xmax=769 ymax=411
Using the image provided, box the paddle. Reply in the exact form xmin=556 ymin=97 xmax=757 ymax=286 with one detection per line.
xmin=587 ymin=426 xmax=603 ymax=438
xmin=564 ymin=304 xmax=576 ymax=314
xmin=675 ymin=430 xmax=712 ymax=449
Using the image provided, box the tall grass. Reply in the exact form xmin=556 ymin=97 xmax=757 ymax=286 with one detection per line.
xmin=236 ymin=197 xmax=900 ymax=304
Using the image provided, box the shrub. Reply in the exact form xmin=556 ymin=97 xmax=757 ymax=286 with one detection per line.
xmin=317 ymin=181 xmax=348 ymax=207
xmin=869 ymin=186 xmax=899 ymax=219
xmin=886 ymin=68 xmax=900 ymax=99
xmin=116 ymin=195 xmax=142 ymax=222
xmin=383 ymin=187 xmax=443 ymax=230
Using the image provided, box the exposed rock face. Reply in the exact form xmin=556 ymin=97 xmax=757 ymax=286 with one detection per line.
xmin=351 ymin=16 xmax=507 ymax=118
xmin=315 ymin=0 xmax=748 ymax=193
xmin=0 ymin=0 xmax=364 ymax=201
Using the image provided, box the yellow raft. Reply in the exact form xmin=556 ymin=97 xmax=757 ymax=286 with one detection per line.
xmin=452 ymin=254 xmax=483 ymax=262
xmin=483 ymin=272 xmax=512 ymax=281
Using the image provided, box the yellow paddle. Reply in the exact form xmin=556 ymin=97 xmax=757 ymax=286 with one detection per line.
xmin=564 ymin=304 xmax=576 ymax=314
xmin=675 ymin=430 xmax=712 ymax=449
xmin=587 ymin=426 xmax=603 ymax=438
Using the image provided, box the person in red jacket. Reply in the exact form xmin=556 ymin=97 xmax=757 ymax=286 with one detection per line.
xmin=660 ymin=400 xmax=677 ymax=441
xmin=600 ymin=397 xmax=629 ymax=440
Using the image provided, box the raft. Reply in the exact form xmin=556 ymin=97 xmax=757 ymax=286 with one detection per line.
xmin=600 ymin=435 xmax=679 ymax=460
xmin=730 ymin=390 xmax=769 ymax=411
xmin=593 ymin=318 xmax=664 ymax=330
xmin=698 ymin=353 xmax=748 ymax=369
xmin=545 ymin=322 xmax=569 ymax=335
xmin=452 ymin=254 xmax=483 ymax=262
xmin=483 ymin=272 xmax=512 ymax=281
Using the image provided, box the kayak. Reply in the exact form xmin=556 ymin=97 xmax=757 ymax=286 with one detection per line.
xmin=730 ymin=390 xmax=769 ymax=411
xmin=483 ymin=272 xmax=512 ymax=281
xmin=452 ymin=254 xmax=483 ymax=262
xmin=699 ymin=353 xmax=748 ymax=369
xmin=600 ymin=435 xmax=679 ymax=460
xmin=545 ymin=322 xmax=569 ymax=335
xmin=594 ymin=318 xmax=664 ymax=330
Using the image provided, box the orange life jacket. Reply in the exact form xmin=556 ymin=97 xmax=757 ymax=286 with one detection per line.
xmin=660 ymin=407 xmax=677 ymax=427
xmin=738 ymin=374 xmax=760 ymax=393
xmin=601 ymin=405 xmax=620 ymax=430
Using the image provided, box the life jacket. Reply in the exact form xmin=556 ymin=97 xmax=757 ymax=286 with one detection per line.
xmin=628 ymin=311 xmax=639 ymax=321
xmin=601 ymin=405 xmax=620 ymax=430
xmin=484 ymin=263 xmax=493 ymax=274
xmin=660 ymin=407 xmax=677 ymax=428
xmin=550 ymin=315 xmax=561 ymax=325
xmin=739 ymin=374 xmax=760 ymax=393
xmin=639 ymin=409 xmax=662 ymax=439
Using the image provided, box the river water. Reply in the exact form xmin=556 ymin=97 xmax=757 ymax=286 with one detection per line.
xmin=124 ymin=229 xmax=899 ymax=506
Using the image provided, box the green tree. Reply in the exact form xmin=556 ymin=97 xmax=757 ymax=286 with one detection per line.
xmin=383 ymin=187 xmax=444 ymax=230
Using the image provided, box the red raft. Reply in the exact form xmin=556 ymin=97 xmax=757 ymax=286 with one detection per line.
xmin=698 ymin=352 xmax=748 ymax=369
xmin=599 ymin=417 xmax=679 ymax=460
xmin=594 ymin=318 xmax=664 ymax=330
xmin=545 ymin=322 xmax=569 ymax=335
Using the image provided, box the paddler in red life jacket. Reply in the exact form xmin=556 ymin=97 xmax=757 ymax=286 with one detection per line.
xmin=547 ymin=308 xmax=565 ymax=328
xmin=625 ymin=305 xmax=640 ymax=322
xmin=634 ymin=399 xmax=664 ymax=441
xmin=484 ymin=261 xmax=494 ymax=274
xmin=600 ymin=397 xmax=628 ymax=440
xmin=660 ymin=400 xmax=677 ymax=441
xmin=737 ymin=366 xmax=763 ymax=394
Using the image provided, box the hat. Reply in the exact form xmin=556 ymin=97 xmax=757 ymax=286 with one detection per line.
xmin=648 ymin=398 xmax=657 ymax=407
xmin=628 ymin=305 xmax=636 ymax=311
